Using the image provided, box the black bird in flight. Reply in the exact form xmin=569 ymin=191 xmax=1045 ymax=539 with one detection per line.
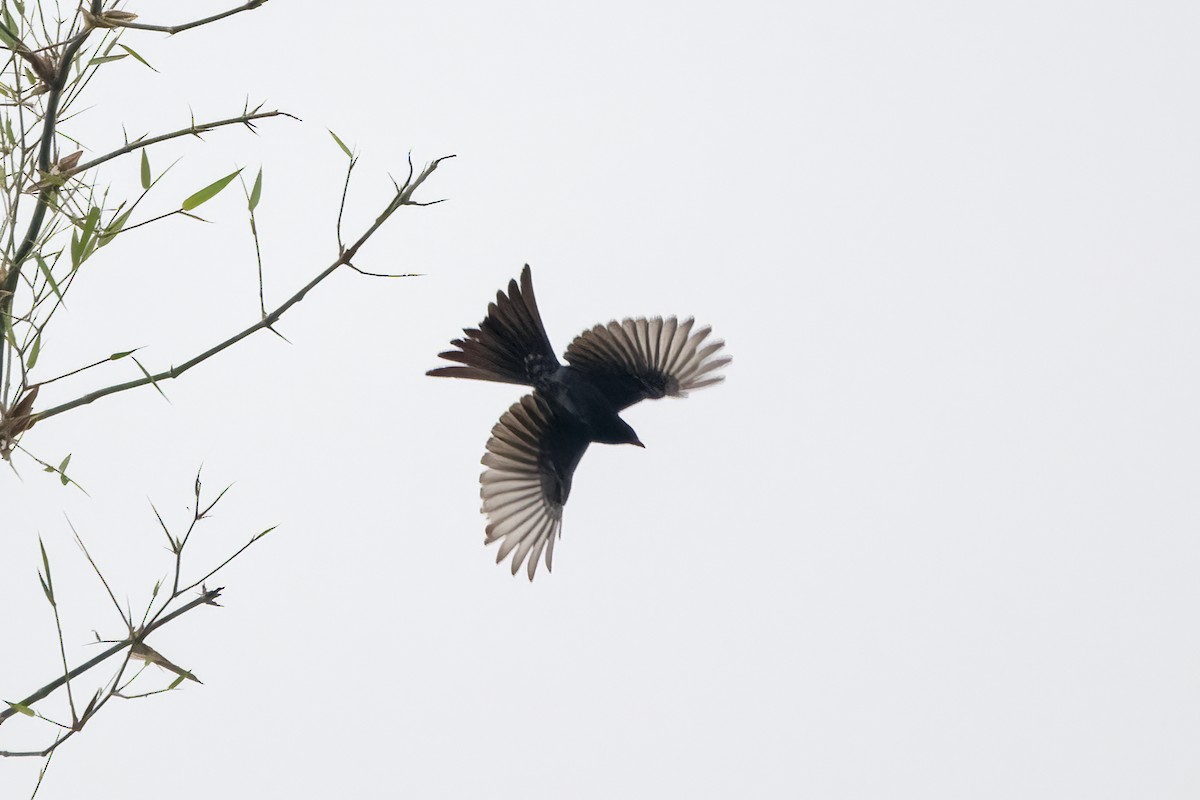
xmin=428 ymin=266 xmax=730 ymax=579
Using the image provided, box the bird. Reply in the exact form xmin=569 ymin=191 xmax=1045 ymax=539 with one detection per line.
xmin=428 ymin=265 xmax=729 ymax=580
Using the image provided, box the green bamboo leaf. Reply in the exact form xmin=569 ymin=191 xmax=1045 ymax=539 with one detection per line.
xmin=57 ymin=454 xmax=70 ymax=486
xmin=140 ymin=149 xmax=150 ymax=189
xmin=328 ymin=130 xmax=352 ymax=159
xmin=38 ymin=537 xmax=54 ymax=606
xmin=88 ymin=54 xmax=128 ymax=66
xmin=14 ymin=1 xmax=24 ymax=16
xmin=80 ymin=689 xmax=101 ymax=721
xmin=2 ymin=312 xmax=16 ymax=349
xmin=36 ymin=254 xmax=62 ymax=304
xmin=109 ymin=349 xmax=136 ymax=360
xmin=27 ymin=333 xmax=40 ymax=369
xmin=181 ymin=168 xmax=242 ymax=211
xmin=117 ymin=43 xmax=158 ymax=73
xmin=79 ymin=206 xmax=101 ymax=249
xmin=99 ymin=207 xmax=134 ymax=246
xmin=248 ymin=167 xmax=262 ymax=211
xmin=70 ymin=230 xmax=82 ymax=268
xmin=6 ymin=702 xmax=34 ymax=717
xmin=168 ymin=674 xmax=186 ymax=690
xmin=131 ymin=356 xmax=168 ymax=401
xmin=38 ymin=536 xmax=51 ymax=587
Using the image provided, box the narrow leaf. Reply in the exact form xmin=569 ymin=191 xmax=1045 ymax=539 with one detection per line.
xmin=109 ymin=349 xmax=136 ymax=360
xmin=98 ymin=208 xmax=134 ymax=247
xmin=328 ymin=130 xmax=352 ymax=158
xmin=39 ymin=537 xmax=51 ymax=588
xmin=6 ymin=702 xmax=35 ymax=717
xmin=81 ymin=688 xmax=102 ymax=721
xmin=38 ymin=538 xmax=54 ymax=605
xmin=248 ymin=167 xmax=262 ymax=211
xmin=1 ymin=312 xmax=16 ymax=349
xmin=181 ymin=168 xmax=242 ymax=211
xmin=140 ymin=150 xmax=150 ymax=189
xmin=35 ymin=255 xmax=61 ymax=304
xmin=131 ymin=356 xmax=169 ymax=401
xmin=118 ymin=43 xmax=158 ymax=73
xmin=79 ymin=207 xmax=101 ymax=249
xmin=168 ymin=675 xmax=186 ymax=690
xmin=88 ymin=54 xmax=128 ymax=66
xmin=57 ymin=454 xmax=71 ymax=486
xmin=27 ymin=333 xmax=40 ymax=369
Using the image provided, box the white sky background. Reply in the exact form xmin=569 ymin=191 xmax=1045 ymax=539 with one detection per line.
xmin=2 ymin=0 xmax=1199 ymax=796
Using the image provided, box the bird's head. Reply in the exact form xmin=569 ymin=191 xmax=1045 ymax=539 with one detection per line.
xmin=608 ymin=416 xmax=644 ymax=448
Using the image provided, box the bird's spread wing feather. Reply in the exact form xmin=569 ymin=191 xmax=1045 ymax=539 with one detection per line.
xmin=563 ymin=317 xmax=730 ymax=410
xmin=480 ymin=394 xmax=589 ymax=580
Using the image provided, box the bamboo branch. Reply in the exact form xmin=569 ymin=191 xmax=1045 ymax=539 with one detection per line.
xmin=30 ymin=154 xmax=454 ymax=424
xmin=65 ymin=109 xmax=297 ymax=178
xmin=103 ymin=1 xmax=268 ymax=36
xmin=0 ymin=587 xmax=222 ymax=730
xmin=0 ymin=3 xmax=102 ymax=392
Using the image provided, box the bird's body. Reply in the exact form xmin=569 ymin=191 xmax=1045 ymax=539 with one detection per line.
xmin=429 ymin=265 xmax=728 ymax=579
xmin=538 ymin=366 xmax=643 ymax=446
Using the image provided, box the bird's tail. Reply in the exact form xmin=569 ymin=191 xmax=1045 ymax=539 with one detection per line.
xmin=427 ymin=265 xmax=561 ymax=386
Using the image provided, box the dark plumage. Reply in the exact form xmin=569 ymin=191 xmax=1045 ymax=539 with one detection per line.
xmin=429 ymin=265 xmax=729 ymax=579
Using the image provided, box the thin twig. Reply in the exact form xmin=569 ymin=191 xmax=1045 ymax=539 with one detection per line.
xmin=70 ymin=519 xmax=133 ymax=630
xmin=336 ymin=157 xmax=356 ymax=253
xmin=179 ymin=527 xmax=273 ymax=595
xmin=45 ymin=584 xmax=77 ymax=726
xmin=348 ymin=265 xmax=422 ymax=279
xmin=240 ymin=173 xmax=267 ymax=317
xmin=31 ymin=349 xmax=142 ymax=388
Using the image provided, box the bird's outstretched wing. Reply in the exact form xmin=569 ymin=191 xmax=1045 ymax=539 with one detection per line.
xmin=428 ymin=265 xmax=561 ymax=387
xmin=563 ymin=317 xmax=730 ymax=410
xmin=480 ymin=394 xmax=590 ymax=580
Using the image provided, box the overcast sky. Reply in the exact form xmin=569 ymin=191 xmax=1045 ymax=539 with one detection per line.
xmin=3 ymin=1 xmax=1199 ymax=797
